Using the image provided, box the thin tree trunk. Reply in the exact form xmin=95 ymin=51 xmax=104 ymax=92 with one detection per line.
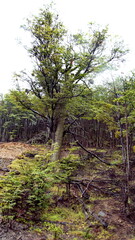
xmin=113 ymin=80 xmax=126 ymax=163
xmin=124 ymin=106 xmax=130 ymax=215
xmin=119 ymin=120 xmax=126 ymax=163
xmin=125 ymin=112 xmax=130 ymax=179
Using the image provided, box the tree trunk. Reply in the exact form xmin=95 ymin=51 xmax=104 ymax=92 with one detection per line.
xmin=125 ymin=110 xmax=130 ymax=179
xmin=51 ymin=117 xmax=65 ymax=161
xmin=124 ymin=106 xmax=130 ymax=215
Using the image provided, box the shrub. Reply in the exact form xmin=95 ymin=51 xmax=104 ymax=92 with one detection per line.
xmin=0 ymin=147 xmax=81 ymax=222
xmin=0 ymin=152 xmax=52 ymax=221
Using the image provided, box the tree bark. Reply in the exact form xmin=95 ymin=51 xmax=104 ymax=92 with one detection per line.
xmin=51 ymin=117 xmax=65 ymax=161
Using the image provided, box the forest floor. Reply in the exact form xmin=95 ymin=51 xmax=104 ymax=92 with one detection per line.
xmin=0 ymin=142 xmax=135 ymax=240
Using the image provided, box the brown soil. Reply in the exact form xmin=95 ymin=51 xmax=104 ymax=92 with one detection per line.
xmin=0 ymin=142 xmax=37 ymax=159
xmin=0 ymin=222 xmax=47 ymax=240
xmin=0 ymin=142 xmax=38 ymax=175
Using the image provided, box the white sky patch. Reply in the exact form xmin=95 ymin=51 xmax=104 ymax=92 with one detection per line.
xmin=0 ymin=0 xmax=135 ymax=93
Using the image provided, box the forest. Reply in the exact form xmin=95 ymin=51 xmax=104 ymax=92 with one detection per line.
xmin=1 ymin=4 xmax=135 ymax=240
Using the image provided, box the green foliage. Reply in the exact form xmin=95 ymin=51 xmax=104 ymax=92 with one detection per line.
xmin=58 ymin=148 xmax=81 ymax=182
xmin=0 ymin=147 xmax=81 ymax=221
xmin=0 ymin=153 xmax=52 ymax=220
xmin=91 ymin=73 xmax=135 ymax=152
xmin=42 ymin=206 xmax=84 ymax=223
xmin=12 ymin=4 xmax=127 ymax=150
xmin=43 ymin=222 xmax=63 ymax=240
xmin=0 ymin=92 xmax=40 ymax=141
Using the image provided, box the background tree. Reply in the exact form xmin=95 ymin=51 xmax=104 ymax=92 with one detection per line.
xmin=0 ymin=92 xmax=49 ymax=142
xmin=90 ymin=73 xmax=135 ymax=214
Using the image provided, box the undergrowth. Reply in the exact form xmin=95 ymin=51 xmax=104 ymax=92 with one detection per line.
xmin=0 ymin=146 xmax=81 ymax=222
xmin=0 ymin=145 xmax=135 ymax=239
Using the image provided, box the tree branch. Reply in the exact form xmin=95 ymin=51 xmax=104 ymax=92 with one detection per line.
xmin=76 ymin=140 xmax=118 ymax=166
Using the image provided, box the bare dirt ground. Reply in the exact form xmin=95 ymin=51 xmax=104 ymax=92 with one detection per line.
xmin=0 ymin=142 xmax=37 ymax=159
xmin=0 ymin=142 xmax=38 ymax=174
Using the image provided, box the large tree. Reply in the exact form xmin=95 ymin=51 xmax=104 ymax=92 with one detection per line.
xmin=13 ymin=5 xmax=127 ymax=160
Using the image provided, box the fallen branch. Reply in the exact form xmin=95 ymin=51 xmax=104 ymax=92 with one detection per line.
xmin=73 ymin=193 xmax=108 ymax=228
xmin=82 ymin=202 xmax=108 ymax=228
xmin=71 ymin=179 xmax=119 ymax=196
xmin=76 ymin=140 xmax=118 ymax=166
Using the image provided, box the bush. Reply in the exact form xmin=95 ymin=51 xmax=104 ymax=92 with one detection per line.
xmin=0 ymin=147 xmax=81 ymax=222
xmin=0 ymin=152 xmax=52 ymax=221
